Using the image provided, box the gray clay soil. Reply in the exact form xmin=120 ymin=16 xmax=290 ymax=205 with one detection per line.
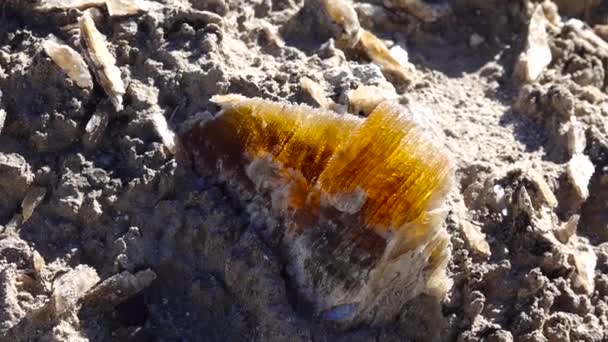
xmin=1 ymin=0 xmax=608 ymax=341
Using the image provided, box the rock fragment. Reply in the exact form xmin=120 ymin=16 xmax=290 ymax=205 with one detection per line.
xmin=460 ymin=219 xmax=491 ymax=258
xmin=51 ymin=321 xmax=88 ymax=342
xmin=0 ymin=109 xmax=6 ymax=135
xmin=527 ymin=168 xmax=558 ymax=209
xmin=516 ymin=5 xmax=552 ymax=82
xmin=0 ymin=153 xmax=34 ymax=205
xmin=469 ymin=33 xmax=485 ymax=47
xmin=566 ymin=117 xmax=587 ymax=157
xmin=21 ymin=187 xmax=47 ymax=223
xmin=79 ymin=11 xmax=125 ymax=111
xmin=347 ymin=84 xmax=398 ymax=115
xmin=150 ymin=111 xmax=179 ymax=155
xmin=566 ymin=154 xmax=595 ymax=201
xmin=105 ymin=0 xmax=140 ymax=16
xmin=554 ymin=215 xmax=578 ymax=244
xmin=314 ymin=0 xmax=361 ymax=48
xmin=553 ymin=0 xmax=601 ymax=18
xmin=300 ymin=77 xmax=335 ymax=110
xmin=0 ymin=266 xmax=26 ymax=332
xmin=83 ymin=105 xmax=111 ymax=150
xmin=568 ymin=242 xmax=597 ymax=294
xmin=42 ymin=36 xmax=94 ymax=89
xmin=38 ymin=0 xmax=105 ymax=10
xmin=32 ymin=251 xmax=46 ymax=276
xmin=385 ymin=0 xmax=450 ymax=23
xmin=39 ymin=0 xmax=156 ymax=15
xmin=51 ymin=265 xmax=100 ymax=316
xmin=84 ymin=269 xmax=156 ymax=306
xmin=566 ymin=19 xmax=608 ymax=57
xmin=356 ymin=29 xmax=415 ymax=85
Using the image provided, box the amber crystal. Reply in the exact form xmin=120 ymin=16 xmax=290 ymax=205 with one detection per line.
xmin=183 ymin=94 xmax=453 ymax=326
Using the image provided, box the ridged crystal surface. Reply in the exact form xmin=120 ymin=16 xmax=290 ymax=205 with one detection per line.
xmin=192 ymin=96 xmax=451 ymax=239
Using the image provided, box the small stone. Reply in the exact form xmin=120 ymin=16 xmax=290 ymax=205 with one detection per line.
xmin=516 ymin=5 xmax=552 ymax=82
xmin=38 ymin=0 xmax=105 ymax=11
xmin=105 ymin=0 xmax=140 ymax=16
xmin=566 ymin=19 xmax=608 ymax=56
xmin=21 ymin=186 xmax=47 ymax=222
xmin=385 ymin=0 xmax=450 ymax=23
xmin=83 ymin=106 xmax=111 ymax=150
xmin=84 ymin=269 xmax=156 ymax=306
xmin=554 ymin=215 xmax=579 ymax=243
xmin=484 ymin=180 xmax=507 ymax=215
xmin=469 ymin=33 xmax=485 ymax=47
xmin=567 ymin=154 xmax=595 ymax=201
xmin=319 ymin=0 xmax=361 ymax=48
xmin=460 ymin=219 xmax=491 ymax=258
xmin=52 ymin=321 xmax=88 ymax=342
xmin=486 ymin=329 xmax=514 ymax=342
xmin=570 ymin=242 xmax=597 ymax=294
xmin=32 ymin=251 xmax=46 ymax=275
xmin=42 ymin=36 xmax=94 ymax=89
xmin=541 ymin=0 xmax=561 ymax=28
xmin=300 ymin=77 xmax=334 ymax=110
xmin=79 ymin=11 xmax=126 ymax=110
xmin=389 ymin=44 xmax=409 ymax=65
xmin=347 ymin=84 xmax=398 ymax=115
xmin=150 ymin=110 xmax=180 ymax=155
xmin=52 ymin=265 xmax=100 ymax=316
xmin=0 ymin=153 xmax=34 ymax=203
xmin=566 ymin=117 xmax=587 ymax=157
xmin=527 ymin=169 xmax=558 ymax=209
xmin=553 ymin=0 xmax=601 ymax=18
xmin=356 ymin=29 xmax=416 ymax=85
xmin=0 ymin=109 xmax=6 ymax=135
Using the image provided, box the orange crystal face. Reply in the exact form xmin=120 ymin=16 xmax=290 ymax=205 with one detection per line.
xmin=184 ymin=96 xmax=452 ymax=240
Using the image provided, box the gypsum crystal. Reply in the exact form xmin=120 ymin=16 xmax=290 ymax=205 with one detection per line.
xmin=183 ymin=94 xmax=454 ymax=326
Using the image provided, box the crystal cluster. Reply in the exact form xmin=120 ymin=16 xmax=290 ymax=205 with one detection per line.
xmin=183 ymin=94 xmax=453 ymax=326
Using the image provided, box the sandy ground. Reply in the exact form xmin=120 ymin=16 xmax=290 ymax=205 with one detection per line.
xmin=0 ymin=0 xmax=607 ymax=341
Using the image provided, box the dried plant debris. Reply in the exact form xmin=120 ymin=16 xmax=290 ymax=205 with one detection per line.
xmin=79 ymin=11 xmax=125 ymax=110
xmin=516 ymin=5 xmax=552 ymax=82
xmin=42 ymin=36 xmax=94 ymax=89
xmin=356 ymin=30 xmax=415 ymax=85
xmin=184 ymin=94 xmax=453 ymax=326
